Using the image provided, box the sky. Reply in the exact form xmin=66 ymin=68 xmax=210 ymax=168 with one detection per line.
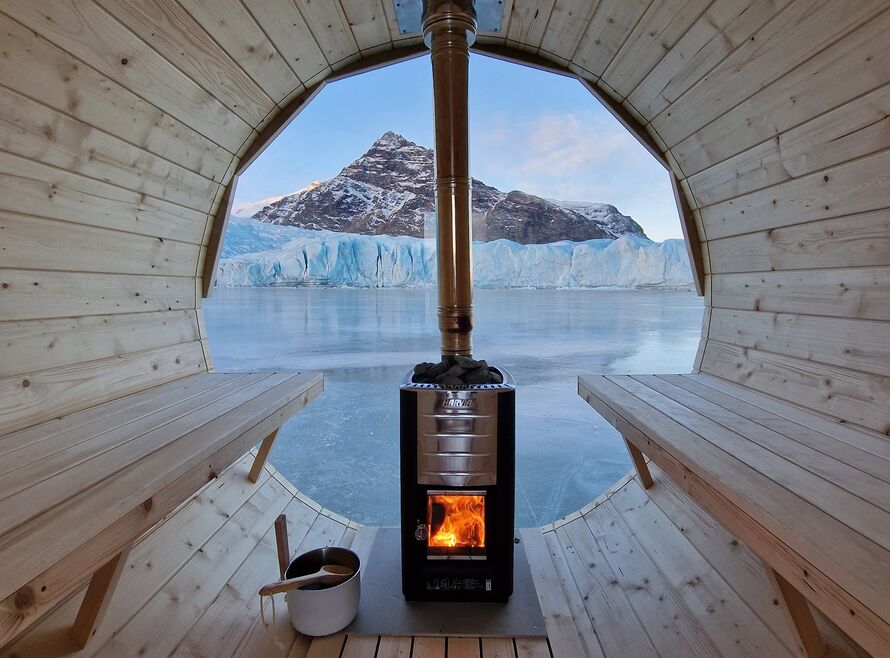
xmin=233 ymin=54 xmax=681 ymax=242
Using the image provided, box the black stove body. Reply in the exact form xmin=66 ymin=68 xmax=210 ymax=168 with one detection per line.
xmin=400 ymin=368 xmax=515 ymax=602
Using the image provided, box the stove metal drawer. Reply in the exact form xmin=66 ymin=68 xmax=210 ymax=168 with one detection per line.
xmin=416 ymin=387 xmax=499 ymax=487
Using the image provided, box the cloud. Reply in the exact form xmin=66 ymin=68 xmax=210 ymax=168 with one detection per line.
xmin=471 ymin=109 xmax=681 ymax=241
xmin=476 ymin=110 xmax=637 ymax=179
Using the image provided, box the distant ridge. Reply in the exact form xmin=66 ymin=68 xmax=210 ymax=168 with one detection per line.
xmin=248 ymin=132 xmax=647 ymax=245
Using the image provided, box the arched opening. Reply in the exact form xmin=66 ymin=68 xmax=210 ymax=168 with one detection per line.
xmin=204 ymin=53 xmax=702 ymax=526
xmin=2 ymin=1 xmax=887 ymax=654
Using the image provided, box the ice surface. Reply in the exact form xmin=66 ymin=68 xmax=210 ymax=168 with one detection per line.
xmin=203 ymin=287 xmax=704 ymax=526
xmin=217 ymin=218 xmax=694 ymax=289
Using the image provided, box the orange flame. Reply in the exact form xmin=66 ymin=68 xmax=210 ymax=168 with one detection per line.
xmin=427 ymin=494 xmax=485 ymax=548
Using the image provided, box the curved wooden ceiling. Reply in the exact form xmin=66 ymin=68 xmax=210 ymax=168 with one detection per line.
xmin=1 ymin=0 xmax=889 ymax=436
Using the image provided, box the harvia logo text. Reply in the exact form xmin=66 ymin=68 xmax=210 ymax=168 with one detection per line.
xmin=443 ymin=398 xmax=474 ymax=409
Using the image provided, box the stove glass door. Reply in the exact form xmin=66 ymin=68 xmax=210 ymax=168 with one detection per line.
xmin=426 ymin=490 xmax=486 ymax=559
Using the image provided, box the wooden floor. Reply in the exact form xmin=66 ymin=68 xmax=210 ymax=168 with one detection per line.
xmin=1 ymin=455 xmax=867 ymax=657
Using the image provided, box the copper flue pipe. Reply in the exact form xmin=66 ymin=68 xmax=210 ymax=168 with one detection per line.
xmin=423 ymin=0 xmax=476 ymax=359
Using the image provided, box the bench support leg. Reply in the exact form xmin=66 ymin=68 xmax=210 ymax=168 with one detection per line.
xmin=70 ymin=545 xmax=132 ymax=649
xmin=623 ymin=437 xmax=653 ymax=489
xmin=764 ymin=562 xmax=827 ymax=658
xmin=248 ymin=429 xmax=279 ymax=483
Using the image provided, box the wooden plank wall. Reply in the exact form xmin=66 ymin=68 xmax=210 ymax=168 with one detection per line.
xmin=1 ymin=0 xmax=888 ymax=440
xmin=0 ymin=0 xmax=405 ymax=436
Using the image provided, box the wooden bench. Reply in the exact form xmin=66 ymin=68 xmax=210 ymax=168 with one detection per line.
xmin=578 ymin=373 xmax=890 ymax=658
xmin=0 ymin=370 xmax=323 ymax=648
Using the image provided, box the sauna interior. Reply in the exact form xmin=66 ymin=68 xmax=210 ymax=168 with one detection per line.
xmin=1 ymin=1 xmax=888 ymax=657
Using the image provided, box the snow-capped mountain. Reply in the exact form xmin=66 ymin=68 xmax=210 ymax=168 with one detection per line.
xmin=250 ymin=132 xmax=647 ymax=244
xmin=217 ymin=217 xmax=692 ymax=289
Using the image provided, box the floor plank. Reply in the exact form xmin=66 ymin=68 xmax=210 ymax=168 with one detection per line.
xmin=0 ymin=453 xmax=265 ymax=658
xmin=411 ymin=636 xmax=445 ymax=657
xmin=609 ymin=479 xmax=792 ymax=657
xmin=480 ymin=637 xmax=515 ymax=658
xmin=341 ymin=634 xmax=378 ymax=658
xmin=6 ymin=451 xmax=858 ymax=657
xmin=447 ymin=637 xmax=480 ymax=657
xmin=306 ymin=632 xmax=345 ymax=658
xmin=92 ymin=478 xmax=293 ymax=658
xmin=554 ymin=519 xmax=655 ymax=658
xmin=519 ymin=529 xmax=586 ymax=658
xmin=377 ymin=636 xmax=412 ymax=656
xmin=513 ymin=638 xmax=550 ymax=658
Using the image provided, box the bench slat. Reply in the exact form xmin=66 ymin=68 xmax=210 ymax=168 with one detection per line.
xmin=607 ymin=376 xmax=890 ymax=550
xmin=634 ymin=375 xmax=890 ymax=513
xmin=0 ymin=373 xmax=285 ymax=534
xmin=0 ymin=373 xmax=256 ymax=497
xmin=0 ymin=371 xmax=322 ymax=604
xmin=659 ymin=374 xmax=890 ymax=485
xmin=0 ymin=372 xmax=210 ymax=454
xmin=692 ymin=373 xmax=890 ymax=461
xmin=578 ymin=374 xmax=890 ymax=630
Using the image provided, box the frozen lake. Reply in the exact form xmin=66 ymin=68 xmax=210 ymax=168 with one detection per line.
xmin=204 ymin=287 xmax=703 ymax=527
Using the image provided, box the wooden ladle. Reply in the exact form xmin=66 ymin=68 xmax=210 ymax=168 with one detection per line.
xmin=258 ymin=564 xmax=354 ymax=596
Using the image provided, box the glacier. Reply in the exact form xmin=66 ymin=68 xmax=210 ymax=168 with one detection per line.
xmin=217 ymin=217 xmax=694 ymax=289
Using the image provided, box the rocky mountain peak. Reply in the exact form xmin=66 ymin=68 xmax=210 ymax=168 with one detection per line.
xmin=251 ymin=132 xmax=647 ymax=243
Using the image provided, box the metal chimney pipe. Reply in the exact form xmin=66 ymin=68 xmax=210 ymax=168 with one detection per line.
xmin=422 ymin=0 xmax=477 ymax=359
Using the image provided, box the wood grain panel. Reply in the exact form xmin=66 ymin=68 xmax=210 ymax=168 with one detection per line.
xmin=505 ymin=0 xmax=556 ymax=52
xmin=708 ymin=308 xmax=890 ymax=378
xmin=174 ymin=0 xmax=302 ymax=102
xmin=652 ymin=0 xmax=886 ymax=148
xmin=241 ymin=0 xmax=330 ymax=86
xmin=91 ymin=478 xmax=292 ymax=658
xmin=628 ymin=0 xmax=793 ymax=120
xmin=686 ymin=82 xmax=890 ymax=207
xmin=706 ymin=210 xmax=890 ymax=274
xmin=0 ymin=270 xmax=197 ymax=321
xmin=537 ymin=0 xmax=601 ymax=64
xmin=699 ymin=149 xmax=890 ymax=240
xmin=93 ymin=0 xmax=276 ymax=126
xmin=550 ymin=522 xmax=648 ymax=657
xmin=699 ymin=340 xmax=890 ymax=434
xmin=0 ymin=151 xmax=207 ymax=243
xmin=1 ymin=0 xmax=252 ymax=152
xmin=602 ymin=0 xmax=712 ymax=99
xmin=0 ymin=212 xmax=199 ymax=277
xmin=0 ymin=13 xmax=232 ymax=182
xmin=340 ymin=0 xmax=391 ymax=53
xmin=710 ymin=267 xmax=890 ymax=322
xmin=0 ymin=341 xmax=206 ymax=437
xmin=0 ymin=86 xmax=217 ymax=212
xmin=571 ymin=0 xmax=650 ymax=78
xmin=0 ymin=310 xmax=200 ymax=380
xmin=671 ymin=4 xmax=890 ymax=175
xmin=294 ymin=0 xmax=360 ymax=68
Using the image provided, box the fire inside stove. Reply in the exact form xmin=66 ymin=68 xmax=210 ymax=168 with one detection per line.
xmin=427 ymin=492 xmax=485 ymax=553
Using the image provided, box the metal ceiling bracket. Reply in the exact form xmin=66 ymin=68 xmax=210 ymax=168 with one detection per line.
xmin=393 ymin=0 xmax=503 ymax=35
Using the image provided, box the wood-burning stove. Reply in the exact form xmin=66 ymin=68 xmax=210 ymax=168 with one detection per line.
xmin=399 ymin=0 xmax=516 ymax=602
xmin=400 ymin=371 xmax=515 ymax=601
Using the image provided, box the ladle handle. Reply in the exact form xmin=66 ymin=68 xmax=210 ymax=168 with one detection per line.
xmin=274 ymin=514 xmax=289 ymax=579
xmin=259 ymin=575 xmax=320 ymax=596
xmin=258 ymin=568 xmax=353 ymax=596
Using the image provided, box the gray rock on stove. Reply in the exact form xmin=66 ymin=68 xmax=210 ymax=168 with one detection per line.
xmin=412 ymin=356 xmax=503 ymax=386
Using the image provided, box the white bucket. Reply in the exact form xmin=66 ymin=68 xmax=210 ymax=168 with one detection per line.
xmin=284 ymin=546 xmax=361 ymax=636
